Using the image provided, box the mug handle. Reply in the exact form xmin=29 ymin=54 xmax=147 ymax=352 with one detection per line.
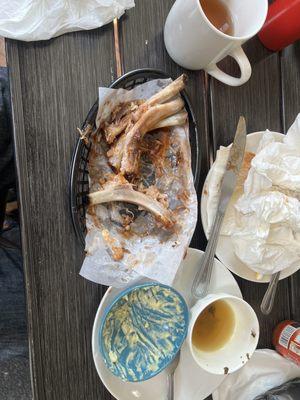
xmin=205 ymin=46 xmax=252 ymax=86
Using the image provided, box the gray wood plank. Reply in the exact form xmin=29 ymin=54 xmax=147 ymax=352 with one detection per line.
xmin=120 ymin=0 xmax=212 ymax=250
xmin=6 ymin=26 xmax=116 ymax=400
xmin=280 ymin=42 xmax=300 ymax=322
xmin=209 ymin=37 xmax=292 ymax=348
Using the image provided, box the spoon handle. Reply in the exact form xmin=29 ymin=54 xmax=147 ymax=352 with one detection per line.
xmin=167 ymin=372 xmax=175 ymax=400
xmin=191 ymin=211 xmax=224 ymax=299
xmin=260 ymin=272 xmax=280 ymax=315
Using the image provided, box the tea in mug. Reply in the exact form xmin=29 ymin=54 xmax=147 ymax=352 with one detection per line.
xmin=200 ymin=0 xmax=234 ymax=36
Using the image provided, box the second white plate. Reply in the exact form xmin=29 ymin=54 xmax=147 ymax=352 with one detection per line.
xmin=92 ymin=248 xmax=242 ymax=400
xmin=201 ymin=131 xmax=300 ymax=283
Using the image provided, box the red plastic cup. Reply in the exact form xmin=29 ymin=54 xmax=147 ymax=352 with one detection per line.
xmin=258 ymin=0 xmax=300 ymax=51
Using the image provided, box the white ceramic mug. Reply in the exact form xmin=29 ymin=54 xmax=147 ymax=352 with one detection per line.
xmin=164 ymin=0 xmax=268 ymax=86
xmin=187 ymin=293 xmax=259 ymax=374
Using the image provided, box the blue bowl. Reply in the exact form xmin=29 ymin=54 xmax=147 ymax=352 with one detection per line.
xmin=99 ymin=282 xmax=189 ymax=382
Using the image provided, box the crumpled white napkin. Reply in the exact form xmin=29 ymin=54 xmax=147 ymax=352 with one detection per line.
xmin=0 ymin=0 xmax=135 ymax=41
xmin=206 ymin=114 xmax=300 ymax=276
xmin=212 ymin=349 xmax=300 ymax=400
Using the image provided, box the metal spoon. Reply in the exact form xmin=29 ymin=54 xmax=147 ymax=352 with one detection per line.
xmin=260 ymin=271 xmax=280 ymax=315
xmin=166 ymin=353 xmax=180 ymax=400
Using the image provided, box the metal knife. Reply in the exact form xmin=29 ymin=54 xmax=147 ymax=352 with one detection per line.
xmin=192 ymin=116 xmax=247 ymax=299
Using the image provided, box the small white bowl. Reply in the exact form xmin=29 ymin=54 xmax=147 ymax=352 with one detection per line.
xmin=187 ymin=293 xmax=259 ymax=375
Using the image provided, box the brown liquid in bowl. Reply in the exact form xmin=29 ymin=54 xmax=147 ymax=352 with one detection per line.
xmin=192 ymin=300 xmax=236 ymax=352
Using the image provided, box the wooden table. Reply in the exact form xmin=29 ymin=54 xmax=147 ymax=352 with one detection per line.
xmin=6 ymin=1 xmax=300 ymax=399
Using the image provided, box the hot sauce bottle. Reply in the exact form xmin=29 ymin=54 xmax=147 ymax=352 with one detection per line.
xmin=273 ymin=320 xmax=300 ymax=366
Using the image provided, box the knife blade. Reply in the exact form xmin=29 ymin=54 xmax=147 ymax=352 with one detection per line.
xmin=218 ymin=116 xmax=247 ymax=214
xmin=191 ymin=116 xmax=247 ymax=299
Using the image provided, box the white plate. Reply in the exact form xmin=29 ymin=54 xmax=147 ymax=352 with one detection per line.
xmin=201 ymin=131 xmax=300 ymax=283
xmin=92 ymin=248 xmax=242 ymax=400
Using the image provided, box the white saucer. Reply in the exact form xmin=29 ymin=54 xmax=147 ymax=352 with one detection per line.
xmin=92 ymin=247 xmax=242 ymax=400
xmin=201 ymin=131 xmax=300 ymax=283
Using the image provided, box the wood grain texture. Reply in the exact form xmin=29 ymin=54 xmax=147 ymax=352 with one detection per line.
xmin=280 ymin=42 xmax=300 ymax=321
xmin=209 ymin=37 xmax=292 ymax=349
xmin=120 ymin=0 xmax=211 ymax=251
xmin=0 ymin=37 xmax=6 ymax=67
xmin=6 ymin=27 xmax=116 ymax=400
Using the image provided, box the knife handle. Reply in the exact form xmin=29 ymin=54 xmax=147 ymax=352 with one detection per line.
xmin=192 ymin=211 xmax=224 ymax=299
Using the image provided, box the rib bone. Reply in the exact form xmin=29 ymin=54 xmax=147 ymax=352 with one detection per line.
xmin=107 ymin=111 xmax=187 ymax=170
xmin=145 ymin=74 xmax=187 ymax=107
xmin=89 ymin=184 xmax=174 ymax=228
xmin=104 ymin=115 xmax=131 ymax=144
xmin=150 ymin=111 xmax=187 ymax=131
xmin=107 ymin=134 xmax=126 ymax=170
xmin=120 ymin=98 xmax=185 ymax=175
xmin=103 ymin=75 xmax=187 ymax=144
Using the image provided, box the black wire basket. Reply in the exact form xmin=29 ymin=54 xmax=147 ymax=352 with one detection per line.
xmin=69 ymin=68 xmax=201 ymax=248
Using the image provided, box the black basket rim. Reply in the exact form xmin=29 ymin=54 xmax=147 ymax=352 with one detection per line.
xmin=69 ymin=68 xmax=201 ymax=247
